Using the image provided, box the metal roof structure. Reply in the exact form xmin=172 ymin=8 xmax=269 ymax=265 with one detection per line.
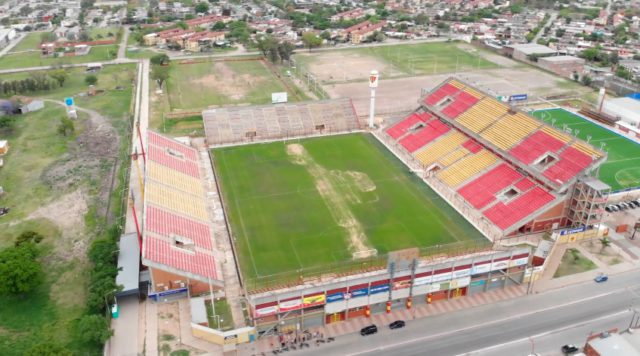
xmin=142 ymin=131 xmax=222 ymax=285
xmin=115 ymin=233 xmax=140 ymax=297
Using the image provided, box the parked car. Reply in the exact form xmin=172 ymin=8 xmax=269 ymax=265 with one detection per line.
xmin=360 ymin=325 xmax=378 ymax=336
xmin=605 ymin=206 xmax=613 ymax=212
xmin=615 ymin=204 xmax=624 ymax=210
xmin=621 ymin=202 xmax=630 ymax=210
xmin=561 ymin=344 xmax=579 ymax=354
xmin=611 ymin=205 xmax=619 ymax=212
xmin=389 ymin=320 xmax=405 ymax=329
xmin=595 ymin=274 xmax=609 ymax=283
xmin=629 ymin=201 xmax=639 ymax=208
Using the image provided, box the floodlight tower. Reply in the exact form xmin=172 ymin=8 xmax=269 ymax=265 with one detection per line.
xmin=368 ymin=69 xmax=379 ymax=129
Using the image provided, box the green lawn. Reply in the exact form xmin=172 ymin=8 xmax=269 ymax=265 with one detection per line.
xmin=162 ymin=115 xmax=205 ymax=136
xmin=205 ymin=298 xmax=235 ymax=331
xmin=87 ymin=26 xmax=120 ymax=40
xmin=295 ymin=42 xmax=498 ymax=81
xmin=553 ymin=248 xmax=597 ymax=278
xmin=9 ymin=32 xmax=45 ymax=53
xmin=0 ymin=64 xmax=135 ymax=355
xmin=165 ymin=59 xmax=303 ymax=110
xmin=0 ymin=45 xmax=118 ymax=70
xmin=213 ymin=133 xmax=487 ymax=286
xmin=532 ymin=108 xmax=640 ymax=191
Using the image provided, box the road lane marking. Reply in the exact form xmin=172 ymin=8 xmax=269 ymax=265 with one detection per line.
xmin=455 ymin=310 xmax=630 ymax=356
xmin=347 ymin=288 xmax=630 ymax=356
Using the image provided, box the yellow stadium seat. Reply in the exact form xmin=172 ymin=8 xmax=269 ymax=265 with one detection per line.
xmin=436 ymin=150 xmax=498 ymax=187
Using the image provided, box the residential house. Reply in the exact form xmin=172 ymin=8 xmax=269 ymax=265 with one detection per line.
xmin=10 ymin=96 xmax=44 ymax=114
xmin=184 ymin=31 xmax=225 ymax=52
xmin=0 ymin=27 xmax=16 ymax=49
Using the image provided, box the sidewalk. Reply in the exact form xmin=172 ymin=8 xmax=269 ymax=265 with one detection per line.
xmin=240 ymin=285 xmax=526 ymax=355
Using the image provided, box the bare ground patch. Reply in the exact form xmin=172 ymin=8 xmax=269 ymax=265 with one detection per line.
xmin=326 ymin=67 xmax=592 ymax=118
xmin=300 ymin=51 xmax=403 ymax=83
xmin=191 ymin=62 xmax=265 ymax=101
xmin=157 ymin=302 xmax=205 ymax=355
xmin=286 ymin=143 xmax=376 ymax=258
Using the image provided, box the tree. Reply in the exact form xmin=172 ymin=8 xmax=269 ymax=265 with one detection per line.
xmin=15 ymin=231 xmax=44 ymax=246
xmin=212 ymin=21 xmax=226 ymax=31
xmin=570 ymin=248 xmax=580 ymax=262
xmin=581 ymin=75 xmax=592 ymax=86
xmin=599 ymin=237 xmax=611 ymax=251
xmin=0 ymin=243 xmax=42 ymax=295
xmin=151 ymin=65 xmax=169 ymax=88
xmin=48 ymin=69 xmax=69 ymax=87
xmin=195 ymin=2 xmax=209 ymax=13
xmin=572 ymin=71 xmax=579 ymax=81
xmin=58 ymin=117 xmax=75 ymax=136
xmin=40 ymin=32 xmax=56 ymax=43
xmin=256 ymin=34 xmax=278 ymax=57
xmin=24 ymin=342 xmax=72 ymax=356
xmin=176 ymin=21 xmax=188 ymax=30
xmin=301 ymin=32 xmax=322 ymax=51
xmin=150 ymin=53 xmax=170 ymax=66
xmin=78 ymin=30 xmax=90 ymax=42
xmin=85 ymin=74 xmax=98 ymax=86
xmin=277 ymin=41 xmax=295 ymax=63
xmin=77 ymin=315 xmax=113 ymax=345
xmin=320 ymin=30 xmax=331 ymax=40
xmin=616 ymin=66 xmax=633 ymax=80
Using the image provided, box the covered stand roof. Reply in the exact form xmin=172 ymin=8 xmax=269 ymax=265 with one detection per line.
xmin=142 ymin=132 xmax=222 ymax=286
xmin=115 ymin=233 xmax=140 ymax=297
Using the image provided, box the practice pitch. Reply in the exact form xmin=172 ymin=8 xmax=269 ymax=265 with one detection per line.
xmin=532 ymin=108 xmax=640 ymax=191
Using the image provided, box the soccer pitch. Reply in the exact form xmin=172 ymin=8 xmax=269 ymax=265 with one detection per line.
xmin=532 ymin=108 xmax=640 ymax=191
xmin=212 ymin=133 xmax=487 ymax=283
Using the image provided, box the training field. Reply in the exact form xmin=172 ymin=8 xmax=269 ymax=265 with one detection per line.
xmin=532 ymin=108 xmax=640 ymax=191
xmin=213 ymin=133 xmax=486 ymax=283
xmin=165 ymin=59 xmax=305 ymax=110
xmin=294 ymin=42 xmax=498 ymax=83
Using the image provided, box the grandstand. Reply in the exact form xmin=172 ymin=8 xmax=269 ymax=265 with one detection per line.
xmin=202 ymin=98 xmax=362 ymax=146
xmin=384 ymin=78 xmax=607 ymax=235
xmin=143 ymin=131 xmax=223 ymax=292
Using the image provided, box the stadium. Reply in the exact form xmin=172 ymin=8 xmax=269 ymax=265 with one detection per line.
xmin=139 ymin=78 xmax=616 ymax=335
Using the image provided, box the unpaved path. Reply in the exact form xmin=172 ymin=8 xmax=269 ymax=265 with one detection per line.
xmin=286 ymin=143 xmax=376 ymax=258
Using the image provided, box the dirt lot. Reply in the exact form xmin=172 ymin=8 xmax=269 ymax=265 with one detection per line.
xmin=325 ymin=66 xmax=591 ymax=119
xmin=297 ymin=51 xmax=404 ymax=83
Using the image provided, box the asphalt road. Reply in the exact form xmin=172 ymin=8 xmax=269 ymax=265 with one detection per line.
xmin=288 ymin=270 xmax=640 ymax=356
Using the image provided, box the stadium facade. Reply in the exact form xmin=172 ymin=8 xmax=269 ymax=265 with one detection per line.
xmin=139 ymin=78 xmax=611 ymax=335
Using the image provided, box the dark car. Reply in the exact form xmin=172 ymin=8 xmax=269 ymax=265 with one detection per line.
xmin=389 ymin=320 xmax=405 ymax=329
xmin=595 ymin=274 xmax=609 ymax=283
xmin=360 ymin=325 xmax=378 ymax=336
xmin=561 ymin=344 xmax=579 ymax=354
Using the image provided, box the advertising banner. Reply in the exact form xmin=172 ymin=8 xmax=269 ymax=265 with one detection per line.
xmin=452 ymin=268 xmax=471 ymax=278
xmin=392 ymin=280 xmax=411 ymax=290
xmin=432 ymin=271 xmax=452 ymax=283
xmin=370 ymin=284 xmax=390 ymax=294
xmin=254 ymin=305 xmax=279 ymax=317
xmin=414 ymin=275 xmax=432 ymax=286
xmin=279 ymin=299 xmax=303 ymax=312
xmin=326 ymin=292 xmax=345 ymax=303
xmin=350 ymin=288 xmax=369 ymax=298
xmin=302 ymin=294 xmax=326 ymax=307
xmin=471 ymin=263 xmax=491 ymax=275
xmin=509 ymin=257 xmax=529 ymax=267
xmin=490 ymin=259 xmax=509 ymax=271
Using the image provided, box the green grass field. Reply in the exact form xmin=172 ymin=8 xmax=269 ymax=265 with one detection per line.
xmin=532 ymin=108 xmax=640 ymax=191
xmin=165 ymin=59 xmax=307 ymax=110
xmin=9 ymin=32 xmax=44 ymax=53
xmin=213 ymin=133 xmax=486 ymax=284
xmin=0 ymin=45 xmax=118 ymax=70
